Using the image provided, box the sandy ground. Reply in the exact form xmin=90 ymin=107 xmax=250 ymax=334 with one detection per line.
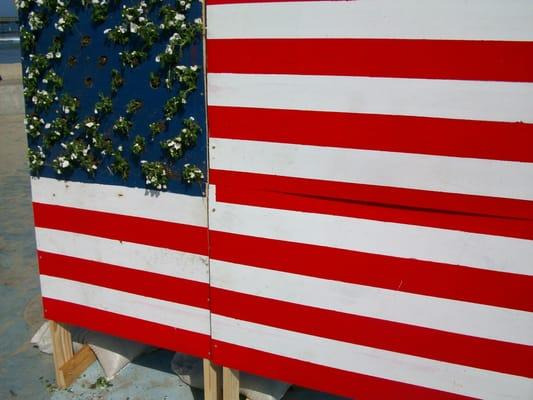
xmin=0 ymin=64 xmax=56 ymax=399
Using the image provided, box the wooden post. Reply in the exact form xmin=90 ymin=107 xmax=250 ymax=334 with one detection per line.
xmin=49 ymin=321 xmax=96 ymax=388
xmin=203 ymin=359 xmax=223 ymax=400
xmin=223 ymin=367 xmax=240 ymax=400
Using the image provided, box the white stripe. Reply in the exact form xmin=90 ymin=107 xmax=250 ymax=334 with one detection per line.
xmin=207 ymin=73 xmax=533 ymax=124
xmin=212 ymin=260 xmax=533 ymax=346
xmin=210 ymin=138 xmax=533 ymax=201
xmin=31 ymin=177 xmax=207 ymax=227
xmin=35 ymin=228 xmax=208 ymax=283
xmin=208 ymin=186 xmax=533 ymax=277
xmin=40 ymin=275 xmax=210 ymax=334
xmin=212 ymin=315 xmax=533 ymax=400
xmin=207 ymin=0 xmax=533 ymax=41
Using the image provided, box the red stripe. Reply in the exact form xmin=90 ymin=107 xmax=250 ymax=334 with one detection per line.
xmin=38 ymin=251 xmax=209 ymax=309
xmin=207 ymin=0 xmax=305 ymax=4
xmin=210 ymin=231 xmax=533 ymax=312
xmin=212 ymin=288 xmax=533 ymax=378
xmin=208 ymin=106 xmax=533 ymax=162
xmin=210 ymin=170 xmax=533 ymax=220
xmin=33 ymin=203 xmax=208 ymax=255
xmin=211 ymin=340 xmax=474 ymax=400
xmin=214 ymin=184 xmax=533 ymax=240
xmin=207 ymin=39 xmax=533 ymax=82
xmin=43 ymin=298 xmax=210 ymax=358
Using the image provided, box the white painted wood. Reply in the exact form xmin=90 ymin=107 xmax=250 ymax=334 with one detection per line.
xmin=207 ymin=0 xmax=533 ymax=41
xmin=210 ymin=138 xmax=533 ymax=201
xmin=31 ymin=177 xmax=208 ymax=227
xmin=208 ymin=186 xmax=533 ymax=277
xmin=211 ymin=260 xmax=533 ymax=346
xmin=40 ymin=275 xmax=211 ymax=334
xmin=207 ymin=73 xmax=533 ymax=124
xmin=211 ymin=315 xmax=533 ymax=400
xmin=35 ymin=228 xmax=209 ymax=283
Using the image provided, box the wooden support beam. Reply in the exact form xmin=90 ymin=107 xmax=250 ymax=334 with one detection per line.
xmin=203 ymin=359 xmax=223 ymax=400
xmin=223 ymin=367 xmax=240 ymax=400
xmin=50 ymin=321 xmax=96 ymax=389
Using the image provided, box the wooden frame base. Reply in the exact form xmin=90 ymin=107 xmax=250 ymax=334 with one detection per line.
xmin=50 ymin=320 xmax=242 ymax=397
xmin=50 ymin=321 xmax=96 ymax=388
xmin=203 ymin=360 xmax=242 ymax=400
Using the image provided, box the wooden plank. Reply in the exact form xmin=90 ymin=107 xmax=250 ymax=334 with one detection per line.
xmin=203 ymin=359 xmax=223 ymax=400
xmin=59 ymin=345 xmax=96 ymax=388
xmin=50 ymin=321 xmax=73 ymax=388
xmin=223 ymin=367 xmax=240 ymax=400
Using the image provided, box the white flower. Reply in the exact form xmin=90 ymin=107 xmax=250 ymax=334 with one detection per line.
xmin=32 ymin=96 xmax=38 ymax=104
xmin=45 ymin=123 xmax=51 ymax=129
xmin=61 ymin=160 xmax=70 ymax=168
xmin=191 ymin=65 xmax=198 ymax=71
xmin=46 ymin=52 xmax=54 ymax=59
xmin=130 ymin=23 xmax=139 ymax=33
xmin=194 ymin=18 xmax=202 ymax=25
xmin=104 ymin=28 xmax=111 ymax=34
xmin=155 ymin=55 xmax=160 ymax=63
xmin=86 ymin=122 xmax=95 ymax=128
xmin=55 ymin=52 xmax=61 ymax=58
xmin=42 ymin=78 xmax=48 ymax=83
xmin=118 ymin=145 xmax=123 ymax=151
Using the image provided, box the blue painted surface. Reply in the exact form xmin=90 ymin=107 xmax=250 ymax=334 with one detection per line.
xmin=21 ymin=0 xmax=207 ymax=196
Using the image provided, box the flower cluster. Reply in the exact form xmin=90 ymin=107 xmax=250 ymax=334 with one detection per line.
xmin=54 ymin=9 xmax=78 ymax=33
xmin=106 ymin=2 xmax=159 ymax=48
xmin=28 ymin=146 xmax=46 ymax=174
xmin=155 ymin=19 xmax=202 ymax=67
xmin=94 ymin=93 xmax=113 ymax=116
xmin=82 ymin=117 xmax=100 ymax=136
xmin=44 ymin=117 xmax=71 ymax=148
xmin=160 ymin=135 xmax=182 ymax=159
xmin=42 ymin=69 xmax=63 ymax=91
xmin=59 ymin=94 xmax=80 ymax=116
xmin=180 ymin=116 xmax=200 ymax=147
xmin=32 ymin=89 xmax=55 ymax=111
xmin=163 ymin=92 xmax=187 ymax=120
xmin=182 ymin=163 xmax=203 ymax=184
xmin=131 ymin=135 xmax=146 ymax=155
xmin=159 ymin=6 xmax=185 ymax=31
xmin=28 ymin=11 xmax=46 ymax=31
xmin=111 ymin=151 xmax=130 ymax=180
xmin=20 ymin=27 xmax=35 ymax=52
xmin=149 ymin=120 xmax=166 ymax=139
xmin=119 ymin=50 xmax=147 ymax=68
xmin=112 ymin=116 xmax=132 ymax=136
xmin=160 ymin=116 xmax=200 ymax=160
xmin=165 ymin=64 xmax=199 ymax=89
xmin=15 ymin=0 xmax=30 ymax=10
xmin=52 ymin=139 xmax=98 ymax=175
xmin=126 ymin=99 xmax=143 ymax=114
xmin=89 ymin=0 xmax=109 ymax=24
xmin=111 ymin=69 xmax=124 ymax=94
xmin=25 ymin=114 xmax=45 ymax=139
xmin=141 ymin=160 xmax=169 ymax=190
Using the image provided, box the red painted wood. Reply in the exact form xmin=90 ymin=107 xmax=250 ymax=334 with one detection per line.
xmin=39 ymin=251 xmax=209 ymax=309
xmin=212 ymin=288 xmax=533 ymax=378
xmin=210 ymin=231 xmax=533 ymax=312
xmin=210 ymin=170 xmax=533 ymax=220
xmin=208 ymin=106 xmax=533 ymax=162
xmin=33 ymin=203 xmax=209 ymax=255
xmin=211 ymin=340 xmax=475 ymax=400
xmin=43 ymin=298 xmax=210 ymax=358
xmin=208 ymin=39 xmax=533 ymax=82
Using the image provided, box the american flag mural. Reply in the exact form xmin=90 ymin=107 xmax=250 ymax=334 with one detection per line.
xmin=21 ymin=0 xmax=533 ymax=398
xmin=22 ymin=0 xmax=211 ymax=358
xmin=205 ymin=1 xmax=533 ymax=399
